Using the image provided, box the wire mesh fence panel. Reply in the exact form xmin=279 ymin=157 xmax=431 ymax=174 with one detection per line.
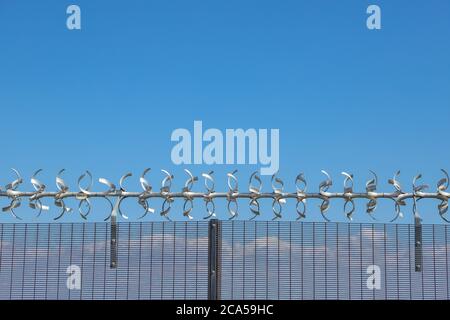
xmin=0 ymin=222 xmax=209 ymax=300
xmin=218 ymin=221 xmax=450 ymax=300
xmin=1 ymin=221 xmax=450 ymax=300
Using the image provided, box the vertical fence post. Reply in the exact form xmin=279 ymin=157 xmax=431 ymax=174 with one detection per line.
xmin=208 ymin=219 xmax=220 ymax=300
xmin=110 ymin=214 xmax=118 ymax=268
xmin=415 ymin=216 xmax=422 ymax=272
xmin=110 ymin=196 xmax=123 ymax=269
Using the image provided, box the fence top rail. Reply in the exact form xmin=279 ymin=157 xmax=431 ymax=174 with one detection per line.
xmin=0 ymin=220 xmax=448 ymax=227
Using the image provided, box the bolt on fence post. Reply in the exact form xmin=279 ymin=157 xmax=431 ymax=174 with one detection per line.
xmin=208 ymin=219 xmax=220 ymax=300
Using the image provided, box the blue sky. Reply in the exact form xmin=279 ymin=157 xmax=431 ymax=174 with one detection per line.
xmin=0 ymin=1 xmax=449 ymax=223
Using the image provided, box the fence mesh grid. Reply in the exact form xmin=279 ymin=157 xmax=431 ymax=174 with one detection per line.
xmin=0 ymin=221 xmax=449 ymax=300
xmin=0 ymin=222 xmax=209 ymax=300
xmin=219 ymin=221 xmax=450 ymax=300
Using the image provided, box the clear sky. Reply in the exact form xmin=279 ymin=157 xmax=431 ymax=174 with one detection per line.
xmin=0 ymin=0 xmax=449 ymax=223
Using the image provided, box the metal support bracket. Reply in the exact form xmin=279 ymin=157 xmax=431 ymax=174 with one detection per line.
xmin=414 ymin=215 xmax=423 ymax=272
xmin=208 ymin=219 xmax=220 ymax=300
xmin=110 ymin=197 xmax=121 ymax=269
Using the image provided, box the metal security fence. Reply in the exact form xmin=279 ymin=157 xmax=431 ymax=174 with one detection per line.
xmin=0 ymin=220 xmax=450 ymax=300
xmin=219 ymin=221 xmax=450 ymax=300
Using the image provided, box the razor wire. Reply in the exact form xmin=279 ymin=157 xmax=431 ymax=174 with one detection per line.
xmin=0 ymin=168 xmax=448 ymax=222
